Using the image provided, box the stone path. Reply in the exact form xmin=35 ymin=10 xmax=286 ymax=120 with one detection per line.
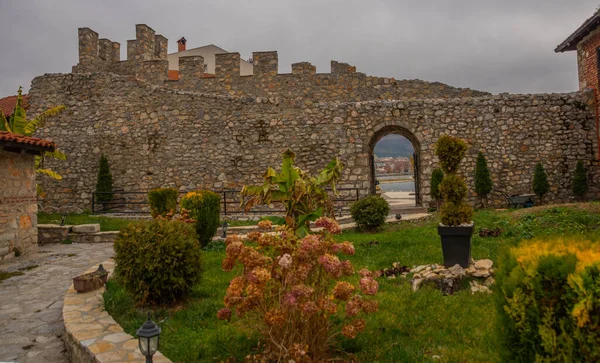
xmin=0 ymin=243 xmax=114 ymax=363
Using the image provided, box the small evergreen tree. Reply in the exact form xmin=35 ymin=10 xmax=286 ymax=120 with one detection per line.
xmin=430 ymin=168 xmax=444 ymax=210
xmin=96 ymin=154 xmax=113 ymax=203
xmin=532 ymin=162 xmax=549 ymax=204
xmin=474 ymin=151 xmax=493 ymax=208
xmin=573 ymin=160 xmax=588 ymax=199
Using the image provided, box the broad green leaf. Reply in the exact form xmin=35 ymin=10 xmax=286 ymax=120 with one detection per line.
xmin=45 ymin=149 xmax=67 ymax=160
xmin=36 ymin=168 xmax=63 ymax=180
xmin=295 ymin=225 xmax=309 ymax=238
xmin=10 ymin=87 xmax=27 ymax=135
xmin=296 ymin=207 xmax=323 ymax=229
xmin=278 ymin=149 xmax=299 ymax=192
xmin=24 ymin=106 xmax=66 ymax=136
xmin=0 ymin=110 xmax=10 ymax=132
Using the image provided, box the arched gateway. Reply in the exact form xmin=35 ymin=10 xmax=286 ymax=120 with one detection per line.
xmin=367 ymin=125 xmax=422 ymax=206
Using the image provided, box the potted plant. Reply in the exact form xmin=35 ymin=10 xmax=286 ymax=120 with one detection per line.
xmin=435 ymin=135 xmax=473 ymax=267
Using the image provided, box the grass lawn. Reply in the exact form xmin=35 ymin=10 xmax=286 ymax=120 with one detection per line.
xmin=38 ymin=212 xmax=135 ymax=231
xmin=37 ymin=212 xmax=260 ymax=231
xmin=103 ymin=203 xmax=600 ymax=362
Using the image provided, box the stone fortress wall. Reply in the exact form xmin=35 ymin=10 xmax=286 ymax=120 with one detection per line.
xmin=28 ymin=24 xmax=600 ymax=212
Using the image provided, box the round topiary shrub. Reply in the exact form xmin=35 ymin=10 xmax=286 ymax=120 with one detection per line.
xmin=350 ymin=195 xmax=390 ymax=231
xmin=114 ymin=219 xmax=202 ymax=305
xmin=180 ymin=190 xmax=221 ymax=247
xmin=435 ymin=135 xmax=473 ymax=226
xmin=148 ymin=187 xmax=179 ymax=218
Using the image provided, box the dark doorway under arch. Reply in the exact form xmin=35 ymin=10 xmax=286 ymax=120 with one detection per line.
xmin=368 ymin=126 xmax=421 ymax=207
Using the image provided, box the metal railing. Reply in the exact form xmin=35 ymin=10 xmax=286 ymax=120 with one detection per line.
xmin=91 ymin=188 xmax=360 ymax=216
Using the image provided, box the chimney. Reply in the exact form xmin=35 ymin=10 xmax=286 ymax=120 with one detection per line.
xmin=177 ymin=37 xmax=187 ymax=52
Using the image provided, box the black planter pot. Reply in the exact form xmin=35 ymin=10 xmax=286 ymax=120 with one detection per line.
xmin=438 ymin=225 xmax=474 ymax=268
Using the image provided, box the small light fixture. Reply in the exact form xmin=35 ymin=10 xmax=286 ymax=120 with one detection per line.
xmin=221 ymin=221 xmax=228 ymax=238
xmin=60 ymin=214 xmax=67 ymax=226
xmin=137 ymin=312 xmax=161 ymax=363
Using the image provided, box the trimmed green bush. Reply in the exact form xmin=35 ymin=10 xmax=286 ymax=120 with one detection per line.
xmin=496 ymin=238 xmax=600 ymax=362
xmin=573 ymin=160 xmax=588 ymax=198
xmin=430 ymin=168 xmax=444 ymax=208
xmin=148 ymin=187 xmax=179 ymax=218
xmin=95 ymin=154 xmax=113 ymax=203
xmin=114 ymin=219 xmax=202 ymax=305
xmin=434 ymin=135 xmax=467 ymax=174
xmin=350 ymin=195 xmax=390 ymax=231
xmin=435 ymin=135 xmax=472 ymax=226
xmin=532 ymin=162 xmax=550 ymax=204
xmin=181 ymin=190 xmax=221 ymax=247
xmin=474 ymin=151 xmax=492 ymax=208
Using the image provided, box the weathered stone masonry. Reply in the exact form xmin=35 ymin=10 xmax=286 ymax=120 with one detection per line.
xmin=28 ymin=25 xmax=600 ymax=213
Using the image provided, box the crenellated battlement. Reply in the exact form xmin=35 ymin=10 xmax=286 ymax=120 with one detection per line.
xmin=73 ymin=24 xmax=168 ymax=82
xmin=72 ymin=24 xmax=490 ymax=100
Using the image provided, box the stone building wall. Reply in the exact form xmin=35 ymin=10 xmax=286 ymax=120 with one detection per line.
xmin=0 ymin=151 xmax=38 ymax=261
xmin=29 ymin=72 xmax=599 ymax=213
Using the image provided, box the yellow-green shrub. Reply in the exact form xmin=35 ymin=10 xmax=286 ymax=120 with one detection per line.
xmin=495 ymin=238 xmax=600 ymax=362
xmin=148 ymin=187 xmax=179 ymax=218
xmin=180 ymin=190 xmax=220 ymax=247
xmin=114 ymin=219 xmax=202 ymax=305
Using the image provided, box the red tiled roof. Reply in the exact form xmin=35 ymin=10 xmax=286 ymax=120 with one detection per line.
xmin=0 ymin=131 xmax=56 ymax=152
xmin=168 ymin=70 xmax=179 ymax=80
xmin=0 ymin=94 xmax=30 ymax=117
xmin=167 ymin=70 xmax=217 ymax=81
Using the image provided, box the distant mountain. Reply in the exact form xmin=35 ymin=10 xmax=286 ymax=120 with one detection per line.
xmin=374 ymin=134 xmax=414 ymax=158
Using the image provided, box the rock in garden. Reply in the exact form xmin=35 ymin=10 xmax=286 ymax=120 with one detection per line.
xmin=412 ymin=278 xmax=424 ymax=291
xmin=448 ymin=264 xmax=466 ymax=277
xmin=412 ymin=265 xmax=427 ymax=274
xmin=71 ymin=224 xmax=100 ymax=233
xmin=474 ymin=259 xmax=493 ymax=270
xmin=472 ymin=269 xmax=490 ymax=278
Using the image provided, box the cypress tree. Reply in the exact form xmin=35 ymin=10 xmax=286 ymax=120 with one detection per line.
xmin=96 ymin=154 xmax=113 ymax=203
xmin=430 ymin=168 xmax=444 ymax=210
xmin=474 ymin=151 xmax=493 ymax=208
xmin=532 ymin=162 xmax=549 ymax=204
xmin=573 ymin=160 xmax=587 ymax=199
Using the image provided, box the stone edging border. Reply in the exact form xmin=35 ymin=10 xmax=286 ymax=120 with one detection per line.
xmin=62 ymin=259 xmax=171 ymax=363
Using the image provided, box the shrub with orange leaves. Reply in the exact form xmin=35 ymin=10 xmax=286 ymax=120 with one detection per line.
xmin=496 ymin=238 xmax=600 ymax=362
xmin=217 ymin=217 xmax=379 ymax=361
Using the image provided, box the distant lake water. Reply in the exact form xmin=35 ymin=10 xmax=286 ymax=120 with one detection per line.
xmin=378 ymin=181 xmax=415 ymax=192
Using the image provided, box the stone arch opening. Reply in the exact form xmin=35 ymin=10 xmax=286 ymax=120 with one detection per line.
xmin=368 ymin=125 xmax=422 ymax=207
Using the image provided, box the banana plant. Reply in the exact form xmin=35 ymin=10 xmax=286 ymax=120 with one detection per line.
xmin=240 ymin=149 xmax=344 ymax=236
xmin=0 ymin=87 xmax=66 ymax=195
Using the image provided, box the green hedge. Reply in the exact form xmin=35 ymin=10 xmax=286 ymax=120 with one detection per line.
xmin=496 ymin=238 xmax=600 ymax=362
xmin=350 ymin=195 xmax=390 ymax=231
xmin=181 ymin=190 xmax=221 ymax=247
xmin=148 ymin=187 xmax=179 ymax=218
xmin=114 ymin=219 xmax=202 ymax=305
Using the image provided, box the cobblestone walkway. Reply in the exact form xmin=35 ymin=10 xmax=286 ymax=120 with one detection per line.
xmin=0 ymin=243 xmax=114 ymax=362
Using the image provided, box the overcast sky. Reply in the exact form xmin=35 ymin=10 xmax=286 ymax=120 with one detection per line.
xmin=0 ymin=0 xmax=597 ymax=98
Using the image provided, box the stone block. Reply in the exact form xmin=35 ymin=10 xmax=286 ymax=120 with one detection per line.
xmin=72 ymin=224 xmax=100 ymax=233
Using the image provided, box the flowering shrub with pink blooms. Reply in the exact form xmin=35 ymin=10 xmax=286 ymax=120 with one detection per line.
xmin=217 ymin=217 xmax=379 ymax=361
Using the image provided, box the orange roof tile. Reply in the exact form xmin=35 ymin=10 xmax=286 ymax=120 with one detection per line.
xmin=168 ymin=70 xmax=179 ymax=80
xmin=0 ymin=94 xmax=29 ymax=117
xmin=0 ymin=131 xmax=56 ymax=152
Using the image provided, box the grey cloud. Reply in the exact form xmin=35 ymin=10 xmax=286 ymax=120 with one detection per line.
xmin=0 ymin=0 xmax=596 ymax=97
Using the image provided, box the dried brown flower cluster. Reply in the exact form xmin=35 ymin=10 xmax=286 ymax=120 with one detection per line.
xmin=217 ymin=217 xmax=379 ymax=361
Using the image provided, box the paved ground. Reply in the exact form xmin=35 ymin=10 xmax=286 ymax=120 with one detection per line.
xmin=0 ymin=243 xmax=114 ymax=363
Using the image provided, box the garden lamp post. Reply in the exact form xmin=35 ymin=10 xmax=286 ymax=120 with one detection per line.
xmin=137 ymin=312 xmax=161 ymax=363
xmin=221 ymin=221 xmax=228 ymax=238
